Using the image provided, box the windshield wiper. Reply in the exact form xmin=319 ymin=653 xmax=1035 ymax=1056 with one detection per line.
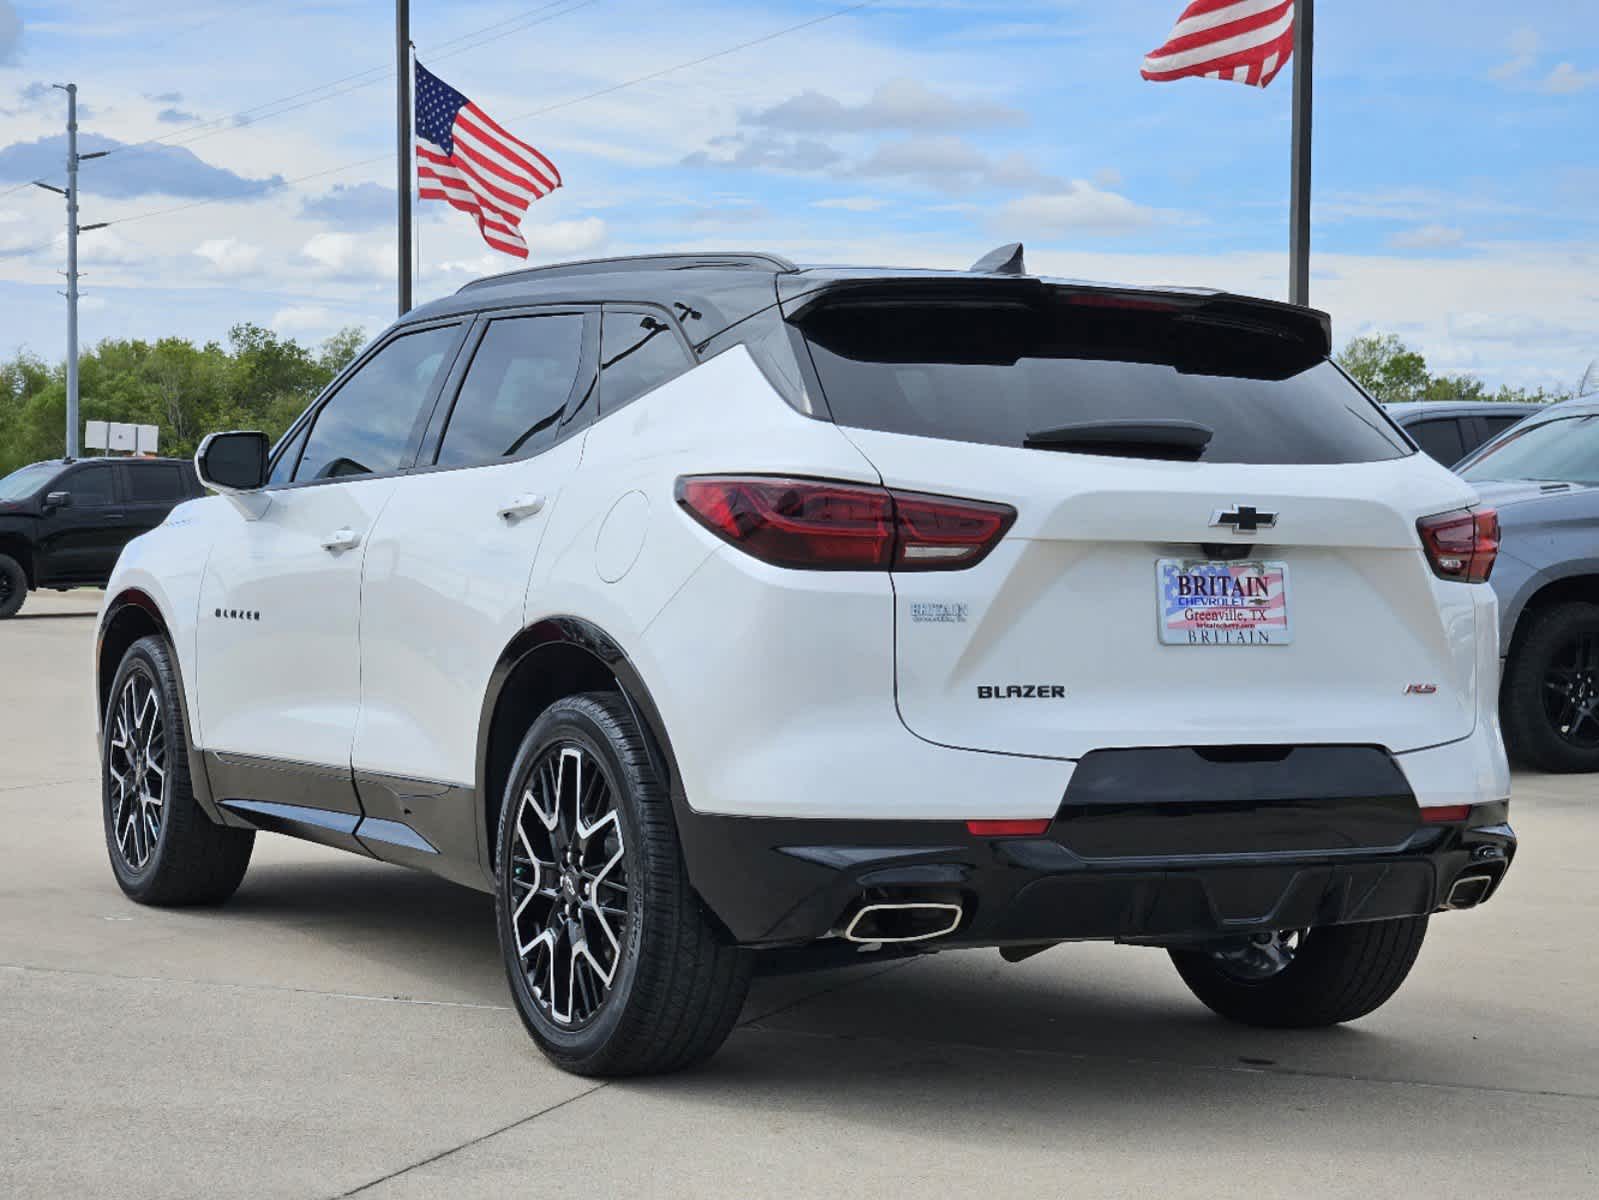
xmin=1022 ymin=419 xmax=1214 ymax=462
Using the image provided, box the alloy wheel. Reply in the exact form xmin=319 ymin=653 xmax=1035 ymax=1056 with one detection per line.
xmin=107 ymin=668 xmax=167 ymax=871
xmin=1540 ymin=631 xmax=1599 ymax=748
xmin=508 ymin=743 xmax=630 ymax=1027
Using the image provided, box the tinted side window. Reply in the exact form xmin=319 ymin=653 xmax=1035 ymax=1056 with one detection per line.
xmin=295 ymin=325 xmax=460 ymax=481
xmin=1406 ymin=418 xmax=1466 ymax=464
xmin=268 ymin=420 xmax=312 ymax=486
xmin=60 ymin=464 xmax=117 ymax=505
xmin=437 ymin=315 xmax=585 ymax=467
xmin=125 ymin=464 xmax=186 ymax=503
xmin=1479 ymin=415 xmax=1524 ymax=440
xmin=599 ymin=310 xmax=693 ymax=413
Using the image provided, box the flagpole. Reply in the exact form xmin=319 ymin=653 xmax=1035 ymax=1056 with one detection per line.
xmin=396 ymin=0 xmax=413 ymax=316
xmin=1288 ymin=0 xmax=1313 ymax=306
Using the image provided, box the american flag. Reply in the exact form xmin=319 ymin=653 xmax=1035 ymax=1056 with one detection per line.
xmin=414 ymin=61 xmax=561 ymax=259
xmin=1141 ymin=0 xmax=1295 ymax=88
xmin=1161 ymin=562 xmax=1288 ymax=642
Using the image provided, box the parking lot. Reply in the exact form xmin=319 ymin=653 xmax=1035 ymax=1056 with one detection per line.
xmin=1 ymin=588 xmax=1595 ymax=1198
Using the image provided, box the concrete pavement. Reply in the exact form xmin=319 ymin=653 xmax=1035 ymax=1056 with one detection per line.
xmin=2 ymin=589 xmax=1596 ymax=1197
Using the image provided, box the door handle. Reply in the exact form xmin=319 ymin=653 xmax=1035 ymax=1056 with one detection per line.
xmin=321 ymin=528 xmax=362 ymax=552
xmin=497 ymin=494 xmax=546 ymax=522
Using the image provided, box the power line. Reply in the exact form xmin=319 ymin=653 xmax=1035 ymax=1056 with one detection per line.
xmin=95 ymin=1 xmax=599 ymax=166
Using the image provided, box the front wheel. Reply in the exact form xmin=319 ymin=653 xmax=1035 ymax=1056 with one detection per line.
xmin=495 ymin=692 xmax=751 ymax=1076
xmin=1170 ymin=916 xmax=1428 ymax=1028
xmin=0 ymin=553 xmax=25 ymax=618
xmin=102 ymin=635 xmax=254 ymax=905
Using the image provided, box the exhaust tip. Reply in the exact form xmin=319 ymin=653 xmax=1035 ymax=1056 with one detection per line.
xmin=1445 ymin=872 xmax=1495 ymax=910
xmin=841 ymin=901 xmax=963 ymax=944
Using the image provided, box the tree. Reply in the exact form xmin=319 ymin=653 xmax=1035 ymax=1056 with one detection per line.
xmin=1337 ymin=333 xmax=1573 ymax=406
xmin=0 ymin=325 xmax=366 ymax=476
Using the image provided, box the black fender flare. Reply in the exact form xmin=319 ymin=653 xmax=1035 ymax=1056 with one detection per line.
xmin=474 ymin=616 xmax=686 ymax=874
xmin=98 ymin=588 xmax=226 ymax=825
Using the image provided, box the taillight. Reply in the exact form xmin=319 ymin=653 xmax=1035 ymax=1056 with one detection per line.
xmin=676 ymin=476 xmax=1014 ymax=571
xmin=1420 ymin=804 xmax=1472 ymax=824
xmin=1417 ymin=508 xmax=1498 ymax=583
xmin=967 ymin=819 xmax=1051 ymax=837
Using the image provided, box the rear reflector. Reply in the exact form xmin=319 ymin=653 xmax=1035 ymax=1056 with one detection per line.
xmin=676 ymin=476 xmax=1014 ymax=571
xmin=1417 ymin=508 xmax=1498 ymax=583
xmin=966 ymin=819 xmax=1051 ymax=837
xmin=1420 ymin=804 xmax=1472 ymax=824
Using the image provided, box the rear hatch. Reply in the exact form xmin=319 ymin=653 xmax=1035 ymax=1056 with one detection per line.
xmin=788 ymin=280 xmax=1483 ymax=759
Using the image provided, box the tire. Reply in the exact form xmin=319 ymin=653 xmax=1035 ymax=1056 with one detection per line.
xmin=0 ymin=553 xmax=25 ymax=618
xmin=1501 ymin=601 xmax=1599 ymax=773
xmin=1170 ymin=916 xmax=1428 ymax=1028
xmin=494 ymin=692 xmax=751 ymax=1077
xmin=102 ymin=635 xmax=254 ymax=905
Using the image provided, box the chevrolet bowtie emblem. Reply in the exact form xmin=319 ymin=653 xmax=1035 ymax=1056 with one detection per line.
xmin=1210 ymin=505 xmax=1278 ymax=534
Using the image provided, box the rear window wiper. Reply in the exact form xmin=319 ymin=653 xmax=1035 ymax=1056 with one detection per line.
xmin=1022 ymin=419 xmax=1214 ymax=462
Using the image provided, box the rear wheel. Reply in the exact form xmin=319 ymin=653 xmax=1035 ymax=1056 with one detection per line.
xmin=495 ymin=692 xmax=751 ymax=1076
xmin=1502 ymin=601 xmax=1599 ymax=772
xmin=0 ymin=554 xmax=25 ymax=618
xmin=1170 ymin=916 xmax=1428 ymax=1028
xmin=102 ymin=635 xmax=254 ymax=905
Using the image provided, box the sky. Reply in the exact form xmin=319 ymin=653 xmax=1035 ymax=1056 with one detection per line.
xmin=0 ymin=0 xmax=1595 ymax=392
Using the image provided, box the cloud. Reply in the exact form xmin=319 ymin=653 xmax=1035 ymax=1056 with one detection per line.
xmin=850 ymin=136 xmax=1063 ymax=194
xmin=0 ymin=2 xmax=19 ymax=65
xmin=301 ymin=182 xmax=395 ymax=229
xmin=194 ymin=237 xmax=262 ymax=276
xmin=156 ymin=108 xmax=197 ymax=124
xmin=522 ymin=216 xmax=607 ymax=256
xmin=0 ymin=133 xmax=281 ymax=199
xmin=144 ymin=91 xmax=183 ymax=103
xmin=813 ymin=195 xmax=888 ymax=212
xmin=1541 ymin=63 xmax=1599 ymax=95
xmin=1389 ymin=224 xmax=1465 ymax=250
xmin=997 ymin=182 xmax=1166 ymax=236
xmin=301 ymin=232 xmax=393 ymax=281
xmin=682 ymin=134 xmax=842 ymax=172
xmin=270 ymin=305 xmax=347 ymax=337
xmin=748 ymin=80 xmax=1024 ymax=135
xmin=1489 ymin=27 xmax=1539 ymax=80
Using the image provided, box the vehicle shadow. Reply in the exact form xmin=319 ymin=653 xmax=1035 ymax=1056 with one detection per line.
xmin=210 ymin=855 xmax=1456 ymax=1117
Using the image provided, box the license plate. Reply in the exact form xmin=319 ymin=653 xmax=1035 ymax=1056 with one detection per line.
xmin=1157 ymin=558 xmax=1292 ymax=646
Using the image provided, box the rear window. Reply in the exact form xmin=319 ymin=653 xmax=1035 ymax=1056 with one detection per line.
xmin=797 ymin=298 xmax=1410 ymax=465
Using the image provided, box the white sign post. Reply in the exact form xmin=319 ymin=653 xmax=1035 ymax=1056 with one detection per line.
xmin=135 ymin=424 xmax=160 ymax=454
xmin=84 ymin=420 xmax=109 ymax=452
xmin=108 ymin=423 xmax=136 ymax=452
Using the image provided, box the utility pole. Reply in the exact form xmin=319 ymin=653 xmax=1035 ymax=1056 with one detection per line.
xmin=396 ymin=0 xmax=413 ymax=316
xmin=1288 ymin=0 xmax=1314 ymax=307
xmin=36 ymin=83 xmax=107 ymax=461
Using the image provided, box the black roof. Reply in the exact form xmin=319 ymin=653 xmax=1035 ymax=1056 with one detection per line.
xmin=401 ymin=248 xmax=1334 ymax=356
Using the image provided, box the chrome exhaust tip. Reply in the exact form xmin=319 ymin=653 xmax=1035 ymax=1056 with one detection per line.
xmin=1445 ymin=872 xmax=1495 ymax=911
xmin=840 ymin=901 xmax=963 ymax=944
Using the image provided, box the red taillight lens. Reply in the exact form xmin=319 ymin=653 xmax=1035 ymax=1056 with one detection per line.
xmin=967 ymin=819 xmax=1051 ymax=837
xmin=1417 ymin=508 xmax=1498 ymax=583
xmin=1420 ymin=804 xmax=1472 ymax=824
xmin=676 ymin=477 xmax=1014 ymax=572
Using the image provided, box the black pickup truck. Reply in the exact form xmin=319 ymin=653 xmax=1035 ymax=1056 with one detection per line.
xmin=0 ymin=457 xmax=202 ymax=618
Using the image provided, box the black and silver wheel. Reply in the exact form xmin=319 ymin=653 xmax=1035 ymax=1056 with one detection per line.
xmin=1502 ymin=601 xmax=1599 ymax=772
xmin=495 ymin=692 xmax=750 ymax=1076
xmin=0 ymin=553 xmax=25 ymax=618
xmin=102 ymin=635 xmax=254 ymax=905
xmin=1170 ymin=916 xmax=1428 ymax=1028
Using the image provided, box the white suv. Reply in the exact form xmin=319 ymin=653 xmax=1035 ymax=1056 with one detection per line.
xmin=96 ymin=249 xmax=1516 ymax=1076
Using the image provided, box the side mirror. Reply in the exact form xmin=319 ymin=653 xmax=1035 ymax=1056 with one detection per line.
xmin=43 ymin=490 xmax=71 ymax=511
xmin=196 ymin=431 xmax=270 ymax=495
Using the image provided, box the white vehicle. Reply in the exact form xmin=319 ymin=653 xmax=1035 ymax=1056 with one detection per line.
xmin=96 ymin=248 xmax=1516 ymax=1076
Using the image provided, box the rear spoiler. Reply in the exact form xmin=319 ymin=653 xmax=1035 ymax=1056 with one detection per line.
xmin=777 ymin=275 xmax=1333 ymax=359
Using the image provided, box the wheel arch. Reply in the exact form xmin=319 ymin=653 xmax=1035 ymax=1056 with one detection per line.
xmin=476 ymin=616 xmax=682 ymax=881
xmin=0 ymin=532 xmax=34 ymax=587
xmin=1503 ymin=572 xmax=1599 ymax=668
xmin=98 ymin=588 xmax=225 ymax=824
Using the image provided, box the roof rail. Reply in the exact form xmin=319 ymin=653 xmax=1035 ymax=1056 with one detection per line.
xmin=456 ymin=251 xmax=799 ymax=293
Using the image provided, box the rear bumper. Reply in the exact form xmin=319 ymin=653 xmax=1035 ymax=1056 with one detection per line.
xmin=676 ymin=751 xmax=1517 ymax=948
